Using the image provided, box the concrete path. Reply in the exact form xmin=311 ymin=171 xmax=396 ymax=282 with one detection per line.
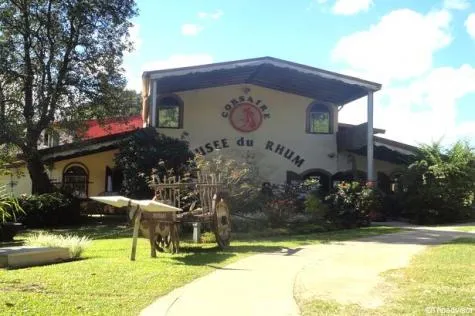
xmin=140 ymin=224 xmax=474 ymax=316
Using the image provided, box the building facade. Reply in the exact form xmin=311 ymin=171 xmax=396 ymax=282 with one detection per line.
xmin=1 ymin=57 xmax=416 ymax=197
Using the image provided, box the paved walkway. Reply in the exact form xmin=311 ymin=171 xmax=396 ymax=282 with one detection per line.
xmin=140 ymin=224 xmax=474 ymax=316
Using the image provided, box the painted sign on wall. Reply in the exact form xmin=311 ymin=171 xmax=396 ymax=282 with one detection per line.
xmin=193 ymin=137 xmax=305 ymax=167
xmin=221 ymin=96 xmax=271 ymax=132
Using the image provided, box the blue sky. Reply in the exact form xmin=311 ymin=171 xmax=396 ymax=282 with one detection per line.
xmin=124 ymin=0 xmax=475 ymax=145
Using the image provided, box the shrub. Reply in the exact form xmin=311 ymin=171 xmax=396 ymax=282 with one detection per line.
xmin=18 ymin=192 xmax=82 ymax=227
xmin=0 ymin=185 xmax=24 ymax=223
xmin=25 ymin=232 xmax=91 ymax=259
xmin=0 ymin=185 xmax=26 ymax=241
xmin=325 ymin=182 xmax=383 ymax=228
xmin=192 ymin=154 xmax=264 ymax=214
xmin=262 ymin=179 xmax=322 ymax=227
xmin=381 ymin=194 xmax=403 ymax=220
xmin=115 ymin=128 xmax=192 ymax=198
xmin=231 ymin=212 xmax=269 ymax=232
xmin=399 ymin=141 xmax=475 ymax=224
xmin=304 ymin=194 xmax=328 ymax=220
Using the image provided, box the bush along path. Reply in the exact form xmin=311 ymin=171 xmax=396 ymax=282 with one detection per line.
xmin=141 ymin=224 xmax=474 ymax=316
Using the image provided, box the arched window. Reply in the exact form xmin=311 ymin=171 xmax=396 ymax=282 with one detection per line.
xmin=156 ymin=95 xmax=183 ymax=128
xmin=302 ymin=169 xmax=332 ymax=194
xmin=332 ymin=170 xmax=366 ymax=187
xmin=306 ymin=103 xmax=332 ymax=134
xmin=63 ymin=163 xmax=88 ymax=198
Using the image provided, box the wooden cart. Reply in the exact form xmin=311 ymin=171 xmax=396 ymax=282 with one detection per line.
xmin=149 ymin=171 xmax=232 ymax=250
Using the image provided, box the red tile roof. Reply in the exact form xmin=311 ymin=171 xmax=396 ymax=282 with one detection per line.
xmin=83 ymin=115 xmax=143 ymax=139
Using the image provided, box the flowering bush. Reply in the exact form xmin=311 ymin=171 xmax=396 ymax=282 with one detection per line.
xmin=325 ymin=181 xmax=383 ymax=228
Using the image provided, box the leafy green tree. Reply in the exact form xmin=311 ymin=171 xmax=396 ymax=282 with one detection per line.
xmin=114 ymin=128 xmax=193 ymax=198
xmin=0 ymin=0 xmax=138 ymax=193
xmin=399 ymin=141 xmax=475 ymax=224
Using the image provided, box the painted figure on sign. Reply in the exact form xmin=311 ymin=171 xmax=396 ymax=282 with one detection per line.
xmin=230 ymin=103 xmax=263 ymax=133
xmin=241 ymin=105 xmax=257 ymax=129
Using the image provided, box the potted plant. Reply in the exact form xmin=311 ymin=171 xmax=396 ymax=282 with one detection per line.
xmin=0 ymin=185 xmax=25 ymax=242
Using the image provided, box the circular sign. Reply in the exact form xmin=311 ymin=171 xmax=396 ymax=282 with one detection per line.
xmin=229 ymin=103 xmax=263 ymax=133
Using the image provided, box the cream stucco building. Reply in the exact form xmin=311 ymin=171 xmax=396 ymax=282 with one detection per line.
xmin=1 ymin=57 xmax=416 ymax=197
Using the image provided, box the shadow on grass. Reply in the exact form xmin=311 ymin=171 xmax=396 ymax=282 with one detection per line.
xmin=232 ymin=226 xmax=404 ymax=245
xmin=172 ymin=253 xmax=236 ymax=266
xmin=172 ymin=243 xmax=288 ymax=266
xmin=3 ymin=257 xmax=86 ymax=270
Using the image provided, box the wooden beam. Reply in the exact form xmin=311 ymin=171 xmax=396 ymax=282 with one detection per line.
xmin=130 ymin=206 xmax=142 ymax=261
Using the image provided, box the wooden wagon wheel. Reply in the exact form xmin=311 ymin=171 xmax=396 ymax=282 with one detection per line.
xmin=212 ymin=193 xmax=231 ymax=249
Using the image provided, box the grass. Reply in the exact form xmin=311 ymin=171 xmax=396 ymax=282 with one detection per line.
xmin=299 ymin=237 xmax=475 ymax=316
xmin=0 ymin=224 xmax=400 ymax=316
xmin=453 ymin=225 xmax=475 ymax=232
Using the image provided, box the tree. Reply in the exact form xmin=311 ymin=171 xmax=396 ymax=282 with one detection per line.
xmin=0 ymin=0 xmax=138 ymax=193
xmin=114 ymin=128 xmax=193 ymax=199
xmin=399 ymin=141 xmax=475 ymax=224
xmin=122 ymin=89 xmax=142 ymax=116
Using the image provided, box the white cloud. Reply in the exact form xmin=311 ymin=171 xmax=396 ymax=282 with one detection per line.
xmin=198 ymin=9 xmax=223 ymax=20
xmin=339 ymin=65 xmax=475 ymax=146
xmin=332 ymin=9 xmax=452 ymax=84
xmin=333 ymin=7 xmax=475 ymax=145
xmin=465 ymin=13 xmax=475 ymax=38
xmin=444 ymin=0 xmax=470 ymax=10
xmin=332 ymin=0 xmax=373 ymax=15
xmin=125 ymin=54 xmax=214 ymax=92
xmin=181 ymin=24 xmax=203 ymax=36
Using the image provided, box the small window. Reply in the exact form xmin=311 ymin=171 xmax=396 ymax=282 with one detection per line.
xmin=306 ymin=103 xmax=332 ymax=134
xmin=156 ymin=96 xmax=183 ymax=128
xmin=63 ymin=164 xmax=88 ymax=198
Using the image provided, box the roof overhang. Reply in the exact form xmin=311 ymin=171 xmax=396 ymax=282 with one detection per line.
xmin=144 ymin=57 xmax=382 ymax=105
xmin=349 ymin=145 xmax=416 ymax=165
xmin=38 ymin=130 xmax=135 ymax=163
xmin=374 ymin=136 xmax=419 ymax=156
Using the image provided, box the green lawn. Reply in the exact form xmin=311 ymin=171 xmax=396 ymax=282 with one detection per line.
xmin=0 ymin=225 xmax=399 ymax=316
xmin=300 ymin=237 xmax=475 ymax=316
xmin=453 ymin=225 xmax=475 ymax=232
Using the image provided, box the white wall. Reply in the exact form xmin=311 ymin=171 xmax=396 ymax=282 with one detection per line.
xmin=0 ymin=167 xmax=32 ymax=196
xmin=153 ymin=84 xmax=339 ymax=183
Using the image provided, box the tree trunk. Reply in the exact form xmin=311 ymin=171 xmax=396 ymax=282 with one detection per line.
xmin=25 ymin=150 xmax=53 ymax=194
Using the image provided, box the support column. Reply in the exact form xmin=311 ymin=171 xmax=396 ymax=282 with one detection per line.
xmin=367 ymin=91 xmax=375 ymax=185
xmin=151 ymin=83 xmax=157 ymax=127
xmin=141 ymin=74 xmax=151 ymax=128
